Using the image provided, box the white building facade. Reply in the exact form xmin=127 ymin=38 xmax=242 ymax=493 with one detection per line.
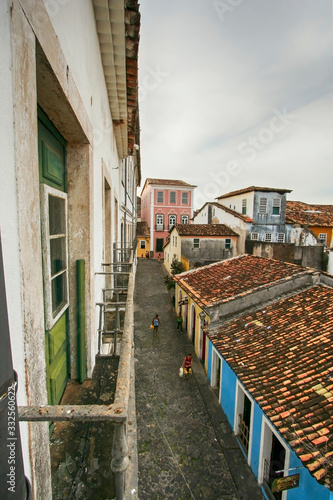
xmin=0 ymin=0 xmax=140 ymax=497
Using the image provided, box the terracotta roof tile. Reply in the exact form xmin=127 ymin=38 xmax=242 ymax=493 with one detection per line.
xmin=145 ymin=178 xmax=196 ymax=188
xmin=286 ymin=201 xmax=333 ymax=226
xmin=174 ymin=254 xmax=312 ymax=308
xmin=174 ymin=223 xmax=238 ymax=237
xmin=208 ymin=285 xmax=333 ymax=490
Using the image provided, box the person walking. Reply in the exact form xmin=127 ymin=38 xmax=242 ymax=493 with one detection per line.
xmin=176 ymin=312 xmax=183 ymax=332
xmin=182 ymin=353 xmax=192 ymax=380
xmin=152 ymin=314 xmax=160 ymax=333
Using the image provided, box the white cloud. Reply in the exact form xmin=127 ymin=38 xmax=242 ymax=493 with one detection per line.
xmin=138 ymin=0 xmax=333 ymax=206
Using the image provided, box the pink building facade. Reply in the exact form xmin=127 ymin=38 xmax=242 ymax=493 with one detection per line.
xmin=141 ymin=178 xmax=196 ymax=258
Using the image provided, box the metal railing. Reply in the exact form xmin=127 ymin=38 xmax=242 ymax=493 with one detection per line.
xmin=18 ymin=249 xmax=136 ymax=500
xmin=96 ymin=262 xmax=131 ymax=356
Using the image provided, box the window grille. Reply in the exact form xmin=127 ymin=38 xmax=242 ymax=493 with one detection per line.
xmin=319 ymin=233 xmax=327 ymax=245
xmin=238 ymin=414 xmax=250 ymax=452
xmin=169 ymin=214 xmax=176 ymax=230
xmin=156 ymin=214 xmax=164 ymax=230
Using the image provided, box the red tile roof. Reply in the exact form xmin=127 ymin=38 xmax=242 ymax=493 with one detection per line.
xmin=174 ymin=255 xmax=312 ymax=308
xmin=286 ymin=201 xmax=333 ymax=227
xmin=217 ymin=186 xmax=292 ymax=200
xmin=174 ymin=223 xmax=238 ymax=237
xmin=142 ymin=178 xmax=197 ymax=190
xmin=207 ymin=285 xmax=333 ymax=490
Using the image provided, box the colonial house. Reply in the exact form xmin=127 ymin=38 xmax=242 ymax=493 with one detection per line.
xmin=172 ymin=254 xmax=320 ymax=368
xmin=216 ymin=186 xmax=292 ymax=244
xmin=192 ymin=201 xmax=252 ymax=254
xmin=140 ymin=178 xmax=196 ymax=258
xmin=0 ymin=1 xmax=140 ymax=498
xmin=163 ymin=223 xmax=239 ymax=272
xmin=206 ymin=283 xmax=333 ymax=500
xmin=285 ymin=201 xmax=333 ymax=248
xmin=173 ymin=253 xmax=333 ymax=499
xmin=136 ymin=221 xmax=150 ymax=258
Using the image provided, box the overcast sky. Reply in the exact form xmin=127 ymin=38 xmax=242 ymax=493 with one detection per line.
xmin=137 ymin=0 xmax=333 ymax=208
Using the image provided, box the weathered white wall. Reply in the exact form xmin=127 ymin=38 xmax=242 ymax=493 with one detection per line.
xmin=46 ymin=0 xmax=122 ymax=265
xmin=218 ymin=192 xmax=255 ymax=218
xmin=193 ymin=205 xmax=246 ymax=254
xmin=288 ymin=225 xmax=319 ymax=246
xmin=0 ymin=0 xmax=31 ymax=481
xmin=1 ymin=0 xmax=131 ymax=496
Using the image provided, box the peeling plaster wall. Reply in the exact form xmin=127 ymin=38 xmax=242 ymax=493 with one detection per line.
xmin=47 ymin=0 xmax=123 ymax=263
xmin=181 ymin=238 xmax=236 ymax=265
xmin=193 ymin=204 xmax=246 ymax=254
xmin=218 ymin=191 xmax=255 ymax=219
xmin=0 ymin=0 xmax=32 ymax=484
xmin=1 ymin=0 xmax=133 ymax=496
xmin=11 ymin=3 xmax=52 ymax=498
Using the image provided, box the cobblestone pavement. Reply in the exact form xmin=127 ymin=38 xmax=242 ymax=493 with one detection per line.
xmin=134 ymin=259 xmax=265 ymax=500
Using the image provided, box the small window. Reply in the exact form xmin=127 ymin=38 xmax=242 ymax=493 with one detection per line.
xmin=140 ymin=240 xmax=146 ymax=249
xmin=319 ymin=233 xmax=327 ymax=245
xmin=264 ymin=233 xmax=272 ymax=242
xmin=277 ymin=233 xmax=285 ymax=243
xmin=259 ymin=198 xmax=267 ymax=214
xmin=193 ymin=238 xmax=200 ymax=249
xmin=242 ymin=199 xmax=247 ymax=215
xmin=225 ymin=238 xmax=231 ymax=249
xmin=175 ymin=237 xmax=177 ymax=248
xmin=182 ymin=192 xmax=188 ymax=204
xmin=170 ymin=192 xmax=176 ymax=203
xmin=181 ymin=215 xmax=189 ymax=224
xmin=157 ymin=191 xmax=164 ymax=203
xmin=41 ymin=185 xmax=69 ymax=330
xmin=251 ymin=233 xmax=259 ymax=240
xmin=272 ymin=197 xmax=281 ymax=215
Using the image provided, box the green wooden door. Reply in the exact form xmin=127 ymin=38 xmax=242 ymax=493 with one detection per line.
xmin=38 ymin=109 xmax=69 ymax=405
xmin=45 ymin=314 xmax=69 ymax=405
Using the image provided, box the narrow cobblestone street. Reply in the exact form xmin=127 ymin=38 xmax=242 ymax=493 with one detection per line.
xmin=134 ymin=259 xmax=265 ymax=500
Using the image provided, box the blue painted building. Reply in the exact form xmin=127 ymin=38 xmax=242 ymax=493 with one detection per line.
xmin=206 ymin=285 xmax=333 ymax=500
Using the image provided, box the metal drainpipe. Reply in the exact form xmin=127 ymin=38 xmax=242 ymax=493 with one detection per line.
xmin=0 ymin=233 xmax=30 ymax=499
